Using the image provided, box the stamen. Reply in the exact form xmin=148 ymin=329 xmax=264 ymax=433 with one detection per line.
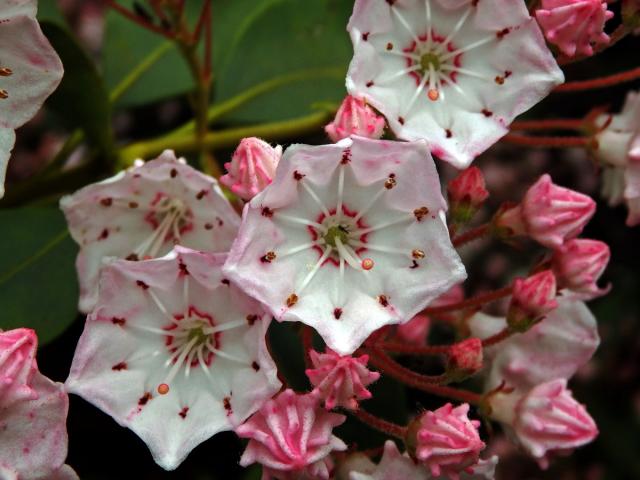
xmin=354 ymin=185 xmax=387 ymax=222
xmin=391 ymin=6 xmax=421 ymax=45
xmin=335 ymin=237 xmax=362 ymax=270
xmin=361 ymin=258 xmax=375 ymax=270
xmin=377 ymin=65 xmax=422 ymax=85
xmin=276 ymin=213 xmax=327 ymax=233
xmin=437 ymin=8 xmax=471 ymax=52
xmin=300 ymin=181 xmax=330 ymax=218
xmin=280 ymin=242 xmax=317 ymax=258
xmin=352 ymin=214 xmax=413 ymax=236
xmin=441 ymin=64 xmax=491 ymax=81
xmin=157 ymin=383 xmax=170 ymax=395
xmin=297 ymin=247 xmax=332 ymax=294
xmin=336 ymin=165 xmax=345 ymax=222
xmin=440 ymin=35 xmax=495 ymax=62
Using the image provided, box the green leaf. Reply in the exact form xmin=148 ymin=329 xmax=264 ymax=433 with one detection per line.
xmin=36 ymin=2 xmax=66 ymax=25
xmin=42 ymin=22 xmax=113 ymax=156
xmin=214 ymin=0 xmax=352 ymax=123
xmin=0 ymin=208 xmax=78 ymax=345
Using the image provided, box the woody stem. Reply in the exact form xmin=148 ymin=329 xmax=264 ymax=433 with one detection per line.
xmin=350 ymin=409 xmax=407 ymax=440
xmin=510 ymin=119 xmax=584 ymax=132
xmin=421 ymin=286 xmax=513 ymax=316
xmin=452 ymin=223 xmax=490 ymax=247
xmin=481 ymin=327 xmax=514 ymax=347
xmin=501 ymin=134 xmax=589 ymax=148
xmin=554 ymin=66 xmax=640 ymax=92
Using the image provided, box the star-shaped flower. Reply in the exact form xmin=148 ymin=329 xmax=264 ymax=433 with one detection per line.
xmin=61 ymin=150 xmax=241 ymax=312
xmin=346 ymin=0 xmax=564 ymax=168
xmin=65 ymin=247 xmax=281 ymax=470
xmin=223 ymin=136 xmax=466 ymax=355
xmin=0 ymin=328 xmax=75 ymax=480
xmin=0 ymin=0 xmax=64 ymax=197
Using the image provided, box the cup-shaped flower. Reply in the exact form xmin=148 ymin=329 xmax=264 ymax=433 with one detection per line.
xmin=446 ymin=338 xmax=483 ymax=382
xmin=448 ymin=167 xmax=489 ymax=224
xmin=236 ymin=389 xmax=347 ymax=480
xmin=223 ymin=137 xmax=466 ymax=355
xmin=306 ymin=349 xmax=380 ymax=410
xmin=60 ymin=150 xmax=240 ymax=312
xmin=0 ymin=0 xmax=64 ymax=197
xmin=491 ymin=379 xmax=598 ymax=469
xmin=552 ymin=239 xmax=610 ymax=299
xmin=65 ymin=248 xmax=281 ymax=470
xmin=220 ymin=137 xmax=282 ymax=200
xmin=507 ymin=270 xmax=558 ymax=332
xmin=325 ymin=95 xmax=386 ymax=143
xmin=536 ymin=0 xmax=613 ymax=57
xmin=346 ymin=0 xmax=563 ymax=168
xmin=0 ymin=329 xmax=73 ymax=480
xmin=407 ymin=403 xmax=485 ymax=479
xmin=594 ymin=90 xmax=640 ymax=226
xmin=496 ymin=175 xmax=596 ymax=248
xmin=470 ymin=298 xmax=600 ymax=395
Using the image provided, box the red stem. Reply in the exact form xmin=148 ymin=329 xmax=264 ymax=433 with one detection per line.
xmin=502 ymin=133 xmax=588 ymax=148
xmin=193 ymin=0 xmax=211 ymax=44
xmin=554 ymin=66 xmax=640 ymax=93
xmin=452 ymin=223 xmax=490 ymax=248
xmin=481 ymin=327 xmax=513 ymax=347
xmin=421 ymin=286 xmax=513 ymax=316
xmin=351 ymin=409 xmax=407 ymax=440
xmin=105 ymin=1 xmax=176 ymax=40
xmin=368 ymin=349 xmax=482 ymax=405
xmin=510 ymin=119 xmax=584 ymax=132
xmin=377 ymin=342 xmax=450 ymax=356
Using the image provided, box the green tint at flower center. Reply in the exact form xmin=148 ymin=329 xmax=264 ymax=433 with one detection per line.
xmin=324 ymin=225 xmax=350 ymax=248
xmin=420 ymin=52 xmax=441 ymax=74
xmin=187 ymin=323 xmax=210 ymax=347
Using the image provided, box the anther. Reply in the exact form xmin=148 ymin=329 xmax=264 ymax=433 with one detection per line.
xmin=157 ymin=383 xmax=170 ymax=395
xmin=0 ymin=89 xmax=8 ymax=99
xmin=414 ymin=207 xmax=430 ymax=221
xmin=0 ymin=68 xmax=12 ymax=76
xmin=261 ymin=251 xmax=276 ymax=263
xmin=384 ymin=176 xmax=397 ymax=189
xmin=412 ymin=249 xmax=425 ymax=259
xmin=361 ymin=258 xmax=375 ymax=270
xmin=286 ymin=293 xmax=299 ymax=308
xmin=428 ymin=89 xmax=439 ymax=101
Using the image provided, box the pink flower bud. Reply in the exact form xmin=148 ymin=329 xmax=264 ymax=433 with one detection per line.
xmin=552 ymin=239 xmax=610 ymax=300
xmin=408 ymin=403 xmax=485 ymax=479
xmin=536 ymin=0 xmax=613 ymax=57
xmin=220 ymin=137 xmax=282 ymax=200
xmin=447 ymin=167 xmax=489 ymax=223
xmin=508 ymin=270 xmax=558 ymax=332
xmin=306 ymin=349 xmax=380 ymax=410
xmin=498 ymin=175 xmax=596 ymax=248
xmin=514 ymin=379 xmax=598 ymax=468
xmin=237 ymin=390 xmax=346 ymax=479
xmin=447 ymin=338 xmax=483 ymax=382
xmin=324 ymin=95 xmax=385 ymax=143
xmin=0 ymin=328 xmax=37 ymax=402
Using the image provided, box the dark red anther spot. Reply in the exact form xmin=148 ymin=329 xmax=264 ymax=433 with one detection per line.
xmin=251 ymin=361 xmax=260 ymax=371
xmin=126 ymin=253 xmax=139 ymax=261
xmin=481 ymin=109 xmax=493 ymax=117
xmin=100 ymin=197 xmax=113 ymax=207
xmin=333 ymin=308 xmax=343 ymax=320
xmin=217 ymin=218 xmax=224 ymax=226
xmin=112 ymin=317 xmax=126 ymax=326
xmin=221 ymin=278 xmax=230 ymax=286
xmin=505 ymin=70 xmax=512 ymax=78
xmin=204 ymin=222 xmax=213 ymax=230
xmin=179 ymin=407 xmax=189 ymax=419
xmin=98 ymin=228 xmax=109 ymax=240
xmin=170 ymin=168 xmax=178 ymax=178
xmin=496 ymin=28 xmax=510 ymax=39
xmin=445 ymin=129 xmax=453 ymax=138
xmin=378 ymin=295 xmax=389 ymax=307
xmin=293 ymin=170 xmax=305 ymax=181
xmin=138 ymin=392 xmax=152 ymax=406
xmin=398 ymin=116 xmax=405 ymax=125
xmin=341 ymin=149 xmax=352 ymax=164
xmin=261 ymin=206 xmax=274 ymax=217
xmin=385 ymin=0 xmax=396 ymax=5
xmin=136 ymin=280 xmax=149 ymax=289
xmin=386 ymin=42 xmax=393 ymax=50
xmin=410 ymin=260 xmax=419 ymax=269
xmin=471 ymin=0 xmax=479 ymax=6
xmin=414 ymin=206 xmax=430 ymax=221
xmin=261 ymin=251 xmax=276 ymax=263
xmin=362 ymin=32 xmax=370 ymax=41
xmin=223 ymin=396 xmax=232 ymax=415
xmin=366 ymin=80 xmax=374 ymax=88
xmin=494 ymin=75 xmax=505 ymax=85
xmin=112 ymin=362 xmax=127 ymax=371
xmin=179 ymin=262 xmax=190 ymax=276
xmin=196 ymin=189 xmax=207 ymax=200
xmin=129 ymin=201 xmax=139 ymax=209
xmin=133 ymin=173 xmax=141 ymax=178
xmin=246 ymin=314 xmax=258 ymax=325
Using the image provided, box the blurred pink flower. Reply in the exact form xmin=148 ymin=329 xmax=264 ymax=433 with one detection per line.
xmin=237 ymin=389 xmax=346 ymax=480
xmin=552 ymin=238 xmax=610 ymax=299
xmin=221 ymin=137 xmax=282 ymax=201
xmin=325 ymin=95 xmax=386 ymax=142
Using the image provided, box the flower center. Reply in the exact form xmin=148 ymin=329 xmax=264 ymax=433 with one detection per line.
xmin=419 ymin=52 xmax=441 ymax=74
xmin=323 ymin=224 xmax=350 ymax=248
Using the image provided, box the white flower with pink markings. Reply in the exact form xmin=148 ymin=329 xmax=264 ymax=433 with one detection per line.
xmin=65 ymin=247 xmax=280 ymax=470
xmin=61 ymin=149 xmax=240 ymax=312
xmin=346 ymin=0 xmax=564 ymax=168
xmin=223 ymin=136 xmax=466 ymax=355
xmin=0 ymin=0 xmax=64 ymax=197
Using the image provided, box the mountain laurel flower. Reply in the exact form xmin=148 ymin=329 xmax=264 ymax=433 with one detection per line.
xmin=536 ymin=0 xmax=613 ymax=57
xmin=552 ymin=239 xmax=610 ymax=300
xmin=346 ymin=0 xmax=563 ymax=168
xmin=65 ymin=248 xmax=281 ymax=470
xmin=305 ymin=349 xmax=380 ymax=410
xmin=594 ymin=90 xmax=640 ymax=226
xmin=61 ymin=149 xmax=240 ymax=313
xmin=0 ymin=0 xmax=64 ymax=198
xmin=471 ymin=298 xmax=600 ymax=395
xmin=223 ymin=136 xmax=466 ymax=355
xmin=406 ymin=403 xmax=485 ymax=479
xmin=236 ymin=389 xmax=347 ymax=480
xmin=446 ymin=338 xmax=483 ymax=382
xmin=490 ymin=379 xmax=598 ymax=469
xmin=324 ymin=95 xmax=386 ymax=142
xmin=220 ymin=137 xmax=282 ymax=201
xmin=448 ymin=167 xmax=489 ymax=224
xmin=0 ymin=329 xmax=75 ymax=480
xmin=496 ymin=174 xmax=596 ymax=248
xmin=507 ymin=270 xmax=558 ymax=333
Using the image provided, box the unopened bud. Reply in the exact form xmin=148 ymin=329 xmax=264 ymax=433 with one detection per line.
xmin=507 ymin=270 xmax=558 ymax=333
